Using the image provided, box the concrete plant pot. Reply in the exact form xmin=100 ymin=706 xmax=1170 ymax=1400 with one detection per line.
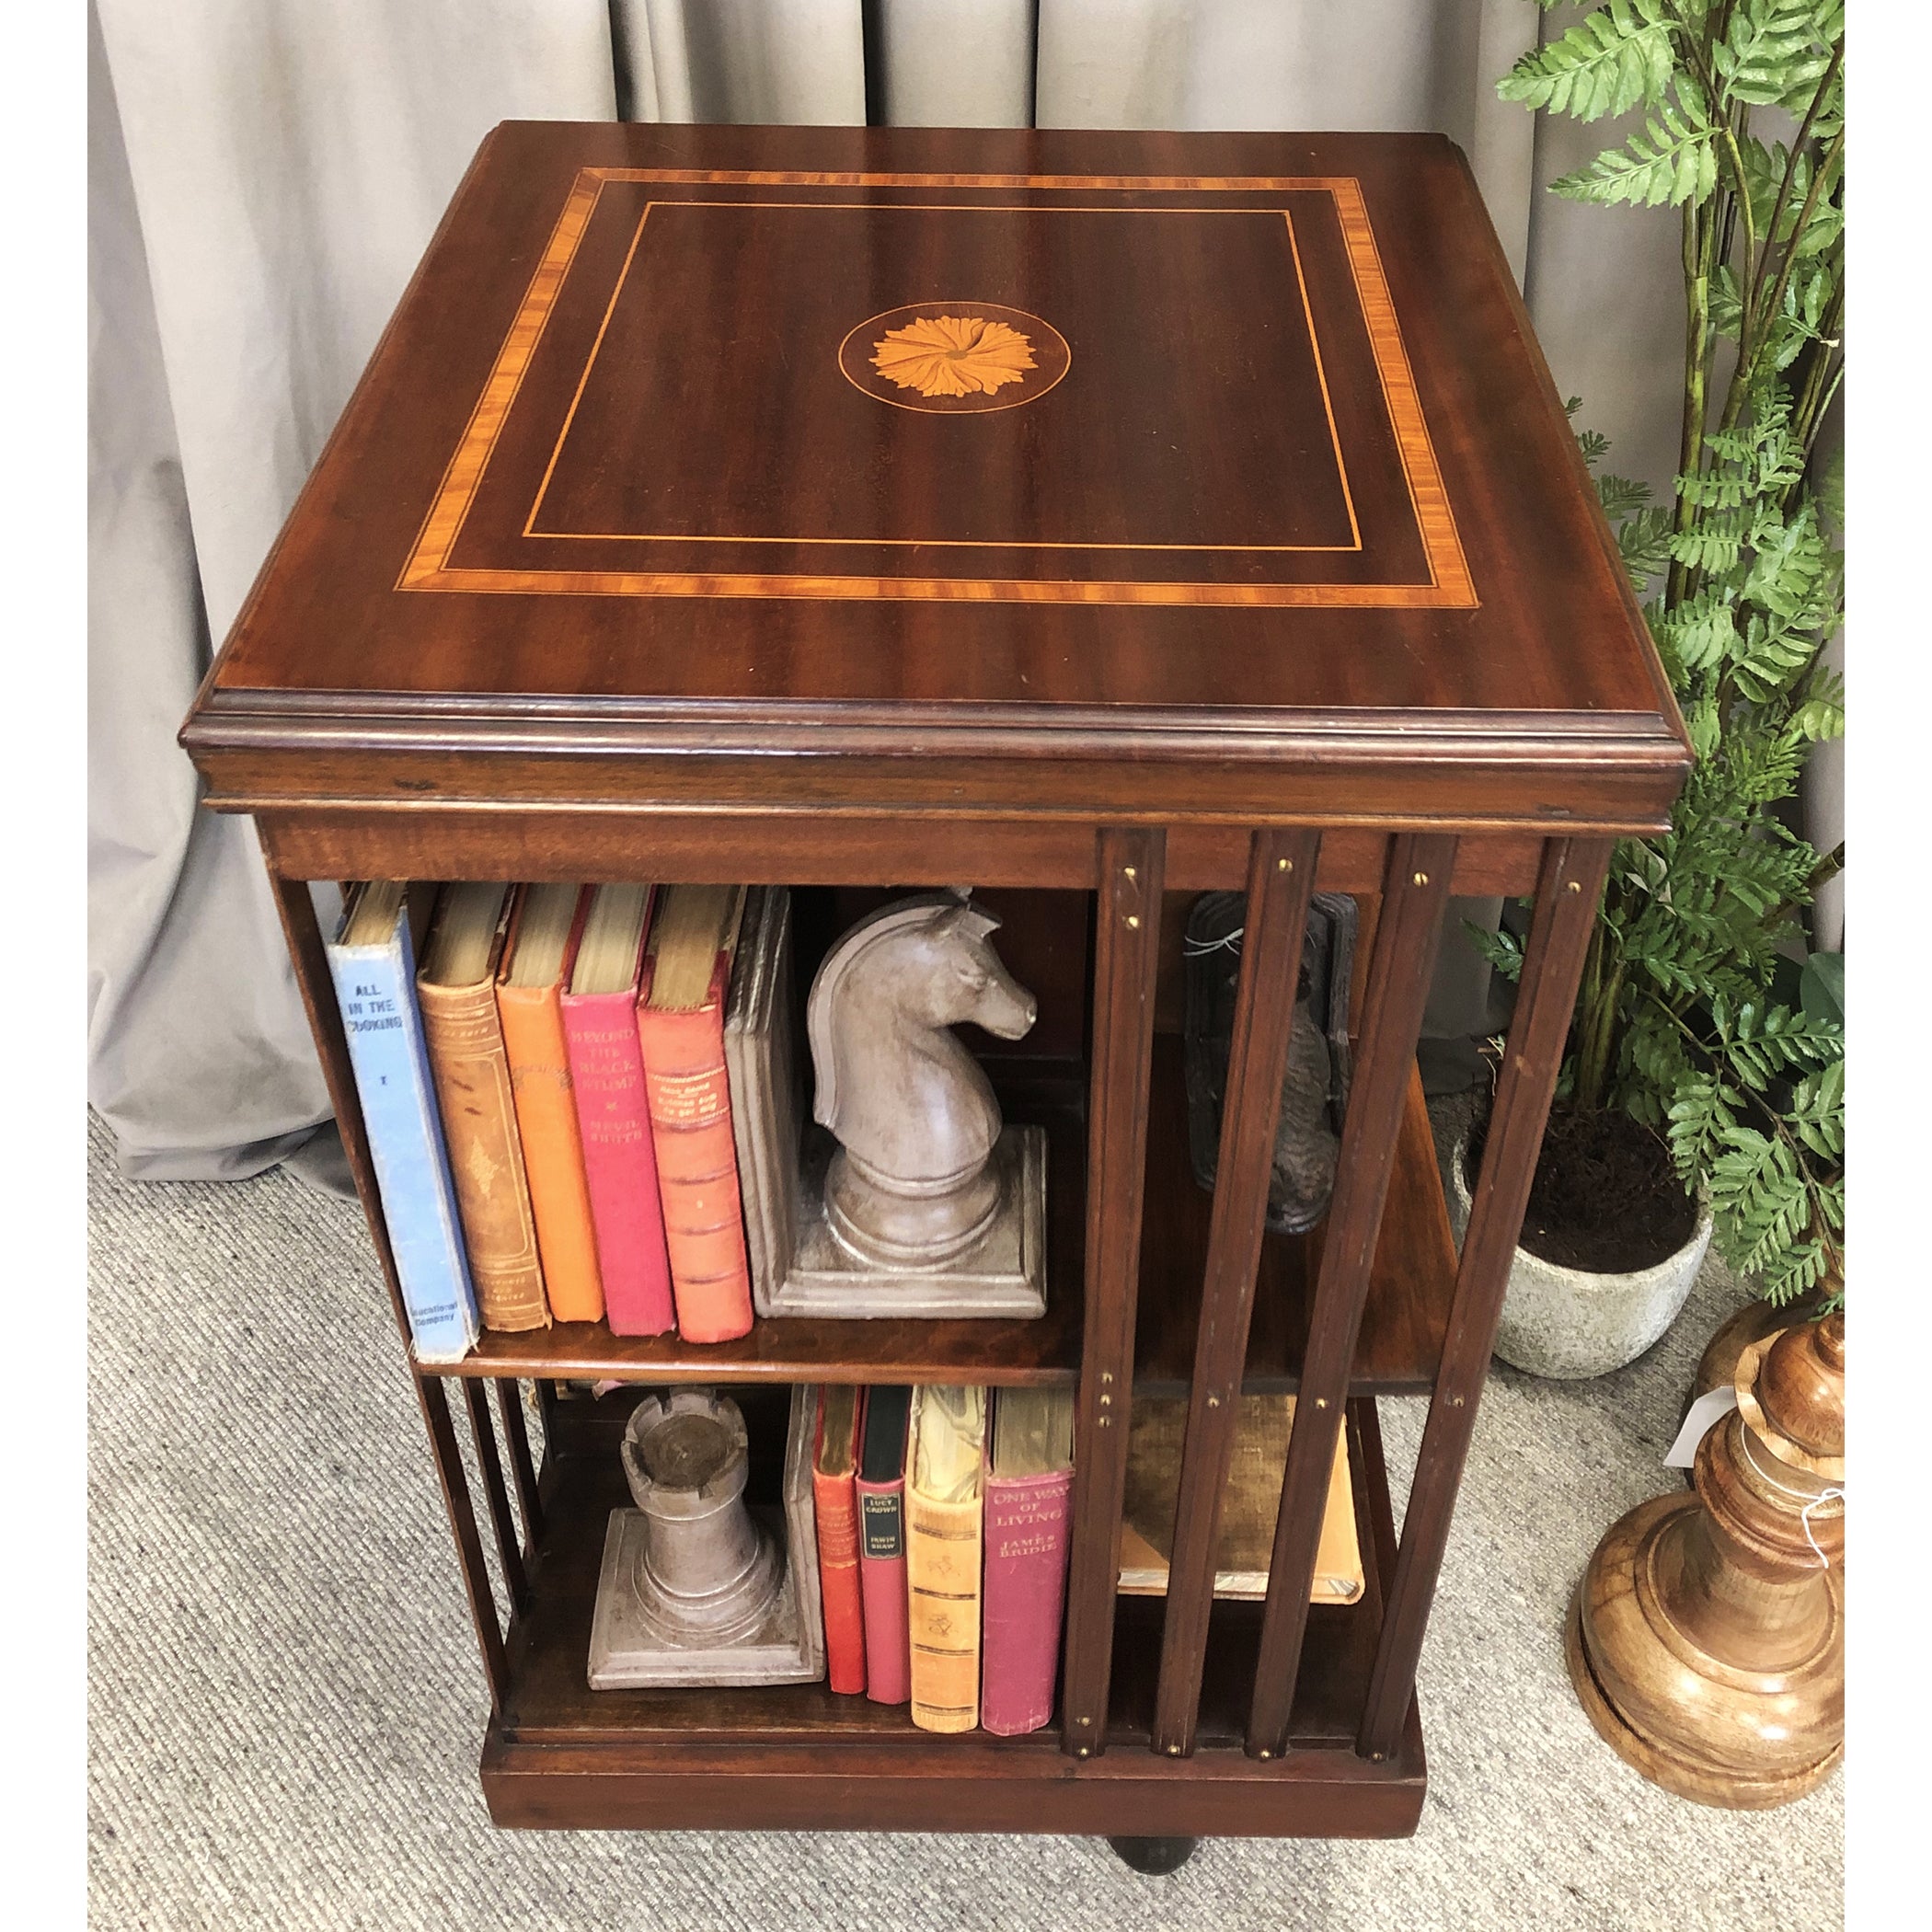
xmin=1450 ymin=1138 xmax=1713 ymax=1380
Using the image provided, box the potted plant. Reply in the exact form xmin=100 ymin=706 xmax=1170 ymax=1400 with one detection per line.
xmin=1457 ymin=0 xmax=1845 ymax=1376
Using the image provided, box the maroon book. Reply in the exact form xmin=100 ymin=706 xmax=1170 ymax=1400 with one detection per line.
xmin=980 ymin=1389 xmax=1075 ymax=1737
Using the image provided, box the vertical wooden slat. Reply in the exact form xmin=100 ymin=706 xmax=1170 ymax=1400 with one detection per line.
xmin=266 ymin=861 xmax=509 ymax=1709
xmin=1060 ymin=825 xmax=1166 ymax=1760
xmin=1152 ymin=827 xmax=1320 ymax=1756
xmin=1246 ymin=832 xmax=1456 ymax=1758
xmin=466 ymin=1377 xmax=532 ymax=1614
xmin=420 ymin=1374 xmax=511 ymax=1712
xmin=1356 ymin=836 xmax=1612 ymax=1759
xmin=494 ymin=1377 xmax=545 ymax=1549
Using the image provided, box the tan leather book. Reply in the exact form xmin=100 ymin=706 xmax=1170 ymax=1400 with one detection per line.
xmin=417 ymin=883 xmax=548 ymax=1331
xmin=1117 ymin=1393 xmax=1362 ymax=1604
xmin=494 ymin=885 xmax=604 ymax=1324
xmin=905 ymin=1385 xmax=986 ymax=1733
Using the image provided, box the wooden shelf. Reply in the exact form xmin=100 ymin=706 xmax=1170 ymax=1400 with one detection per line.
xmin=1134 ymin=1036 xmax=1456 ymax=1397
xmin=482 ymin=1388 xmax=1422 ymax=1835
xmin=434 ymin=1106 xmax=1085 ymax=1386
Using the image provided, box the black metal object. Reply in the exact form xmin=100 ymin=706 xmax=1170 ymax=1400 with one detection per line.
xmin=1182 ymin=890 xmax=1356 ymax=1235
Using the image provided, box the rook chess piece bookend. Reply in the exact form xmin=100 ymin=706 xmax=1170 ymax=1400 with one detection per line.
xmin=618 ymin=1391 xmax=783 ymax=1645
xmin=1567 ymin=1312 xmax=1845 ymax=1808
xmin=588 ymin=1386 xmax=827 ymax=1688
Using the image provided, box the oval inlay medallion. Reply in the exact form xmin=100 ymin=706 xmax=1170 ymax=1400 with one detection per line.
xmin=838 ymin=302 xmax=1071 ymax=414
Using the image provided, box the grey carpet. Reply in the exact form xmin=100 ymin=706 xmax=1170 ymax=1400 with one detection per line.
xmin=87 ymin=1108 xmax=1842 ymax=1931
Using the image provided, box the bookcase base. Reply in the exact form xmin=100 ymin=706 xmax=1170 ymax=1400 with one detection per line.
xmin=479 ymin=1724 xmax=1426 ymax=1838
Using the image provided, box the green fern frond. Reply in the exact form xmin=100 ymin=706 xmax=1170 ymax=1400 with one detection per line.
xmin=1714 ymin=0 xmax=1834 ymax=109
xmin=1498 ymin=1 xmax=1677 ymax=121
xmin=1552 ymin=98 xmax=1718 ymax=207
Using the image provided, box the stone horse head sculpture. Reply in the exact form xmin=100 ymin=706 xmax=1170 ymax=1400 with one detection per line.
xmin=807 ymin=895 xmax=1037 ymax=1269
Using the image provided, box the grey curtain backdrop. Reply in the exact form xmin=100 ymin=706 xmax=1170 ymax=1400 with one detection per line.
xmin=89 ymin=0 xmax=1697 ymax=1181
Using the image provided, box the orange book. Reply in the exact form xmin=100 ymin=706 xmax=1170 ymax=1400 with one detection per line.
xmin=417 ymin=883 xmax=548 ymax=1332
xmin=636 ymin=885 xmax=754 ymax=1344
xmin=493 ymin=884 xmax=604 ymax=1325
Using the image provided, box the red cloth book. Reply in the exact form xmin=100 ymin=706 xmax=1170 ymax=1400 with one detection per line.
xmin=812 ymin=1386 xmax=868 ymax=1696
xmin=636 ymin=886 xmax=753 ymax=1343
xmin=854 ymin=1385 xmax=912 ymax=1707
xmin=559 ymin=885 xmax=674 ymax=1337
xmin=980 ymin=1388 xmax=1075 ymax=1737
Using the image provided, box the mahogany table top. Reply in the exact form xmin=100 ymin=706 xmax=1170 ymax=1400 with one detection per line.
xmin=185 ymin=122 xmax=1688 ymax=833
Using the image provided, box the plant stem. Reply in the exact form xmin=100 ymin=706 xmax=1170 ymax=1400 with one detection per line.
xmin=1754 ymin=124 xmax=1844 ymax=406
xmin=1668 ymin=197 xmax=1716 ymax=610
xmin=1572 ymin=918 xmax=1624 ymax=1114
xmin=1747 ymin=46 xmax=1843 ymax=333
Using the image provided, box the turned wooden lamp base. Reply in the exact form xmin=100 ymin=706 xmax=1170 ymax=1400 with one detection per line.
xmin=1567 ymin=1315 xmax=1845 ymax=1811
xmin=1565 ymin=1514 xmax=1843 ymax=1811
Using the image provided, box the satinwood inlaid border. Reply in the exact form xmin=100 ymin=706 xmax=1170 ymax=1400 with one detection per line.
xmin=398 ymin=169 xmax=1476 ymax=610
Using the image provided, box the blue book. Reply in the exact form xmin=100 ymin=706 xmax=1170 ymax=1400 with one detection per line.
xmin=326 ymin=881 xmax=480 ymax=1363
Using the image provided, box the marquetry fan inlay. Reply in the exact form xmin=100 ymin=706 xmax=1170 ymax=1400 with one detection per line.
xmin=871 ymin=315 xmax=1038 ymax=399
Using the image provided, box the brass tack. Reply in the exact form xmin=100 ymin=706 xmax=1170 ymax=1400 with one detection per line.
xmin=1413 ymin=871 xmax=1429 ymax=886
xmin=1314 ymin=1397 xmax=1327 ymax=1409
xmin=1124 ymin=866 xmax=1137 ymax=880
xmin=1258 ymin=1750 xmax=1273 ymax=1761
xmin=1099 ymin=1393 xmax=1111 ymax=1406
xmin=1077 ymin=1746 xmax=1091 ymax=1758
xmin=1097 ymin=1415 xmax=1110 ymax=1428
xmin=1447 ymin=1393 xmax=1465 ymax=1409
xmin=1126 ymin=914 xmax=1141 ymax=928
xmin=1206 ymin=1394 xmax=1220 ymax=1409
xmin=1101 ymin=1371 xmax=1114 ymax=1384
xmin=1167 ymin=1744 xmax=1183 ymax=1756
xmin=1078 ymin=1716 xmax=1092 ymax=1726
xmin=1370 ymin=1751 xmax=1386 ymax=1763
xmin=1567 ymin=880 xmax=1581 ymax=893
xmin=1279 ymin=857 xmax=1293 ymax=872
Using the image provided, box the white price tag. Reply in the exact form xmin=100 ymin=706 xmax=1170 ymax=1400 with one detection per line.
xmin=1664 ymin=1385 xmax=1738 ymax=1468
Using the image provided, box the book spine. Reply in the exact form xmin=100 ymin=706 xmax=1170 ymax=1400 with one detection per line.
xmin=980 ymin=1467 xmax=1074 ymax=1736
xmin=906 ymin=1489 xmax=983 ymax=1733
xmin=418 ymin=976 xmax=547 ymax=1331
xmin=326 ymin=934 xmax=479 ymax=1363
xmin=638 ymin=960 xmax=753 ymax=1343
xmin=812 ymin=1463 xmax=868 ymax=1696
xmin=497 ymin=980 xmax=604 ymax=1324
xmin=561 ymin=991 xmax=674 ymax=1337
xmin=856 ymin=1476 xmax=911 ymax=1707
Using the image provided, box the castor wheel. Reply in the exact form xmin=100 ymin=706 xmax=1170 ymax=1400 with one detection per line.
xmin=1107 ymin=1835 xmax=1200 ymax=1875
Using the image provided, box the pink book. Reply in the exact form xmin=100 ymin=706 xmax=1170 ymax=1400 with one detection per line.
xmin=558 ymin=884 xmax=674 ymax=1337
xmin=855 ymin=1385 xmax=912 ymax=1707
xmin=980 ymin=1387 xmax=1075 ymax=1737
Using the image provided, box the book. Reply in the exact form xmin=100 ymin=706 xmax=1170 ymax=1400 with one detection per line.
xmin=325 ymin=881 xmax=480 ymax=1364
xmin=1117 ymin=1393 xmax=1363 ymax=1604
xmin=417 ymin=881 xmax=548 ymax=1331
xmin=854 ymin=1384 xmax=913 ymax=1707
xmin=494 ymin=884 xmax=604 ymax=1324
xmin=905 ymin=1384 xmax=987 ymax=1733
xmin=723 ymin=886 xmax=801 ymax=1315
xmin=981 ymin=1386 xmax=1075 ymax=1736
xmin=637 ymin=884 xmax=754 ymax=1343
xmin=560 ymin=883 xmax=674 ymax=1337
xmin=811 ymin=1384 xmax=868 ymax=1695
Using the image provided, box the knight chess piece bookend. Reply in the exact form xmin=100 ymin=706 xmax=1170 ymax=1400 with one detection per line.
xmin=588 ymin=1386 xmax=826 ymax=1688
xmin=735 ymin=891 xmax=1047 ymax=1320
xmin=1182 ymin=891 xmax=1356 ymax=1235
xmin=1567 ymin=1313 xmax=1845 ymax=1808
